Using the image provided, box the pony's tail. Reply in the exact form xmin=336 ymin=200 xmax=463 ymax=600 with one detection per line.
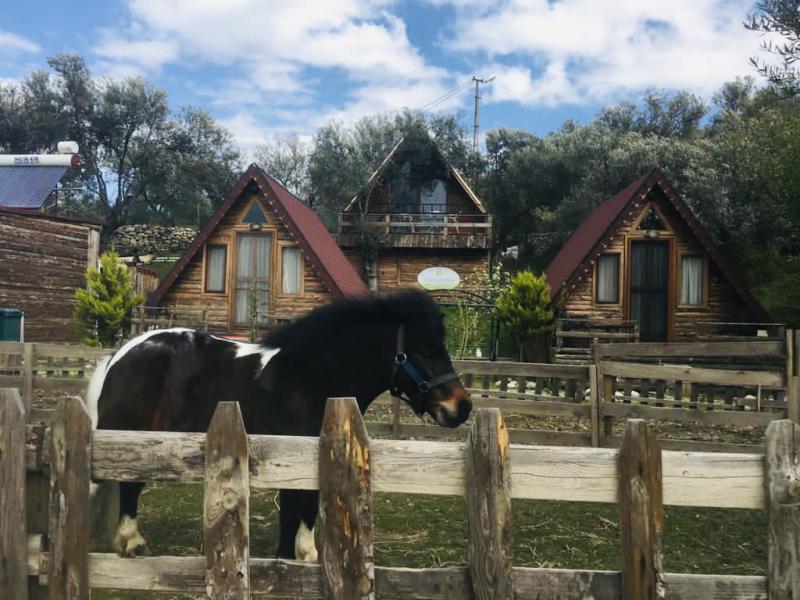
xmin=85 ymin=355 xmax=112 ymax=431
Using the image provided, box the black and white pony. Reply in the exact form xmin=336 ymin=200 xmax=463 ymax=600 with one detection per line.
xmin=86 ymin=291 xmax=471 ymax=560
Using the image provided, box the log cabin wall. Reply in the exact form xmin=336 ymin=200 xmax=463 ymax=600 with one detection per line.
xmin=0 ymin=210 xmax=100 ymax=342
xmin=161 ymin=188 xmax=332 ymax=335
xmin=375 ymin=250 xmax=489 ymax=292
xmin=559 ymin=187 xmax=751 ymax=341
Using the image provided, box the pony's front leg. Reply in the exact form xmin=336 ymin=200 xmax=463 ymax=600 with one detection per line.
xmin=277 ymin=489 xmax=319 ymax=561
xmin=113 ymin=481 xmax=150 ymax=557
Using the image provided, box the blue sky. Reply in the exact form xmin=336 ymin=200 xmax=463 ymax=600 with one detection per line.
xmin=0 ymin=0 xmax=769 ymax=154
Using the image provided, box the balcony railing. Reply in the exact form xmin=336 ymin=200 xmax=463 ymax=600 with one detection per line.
xmin=338 ymin=212 xmax=492 ymax=249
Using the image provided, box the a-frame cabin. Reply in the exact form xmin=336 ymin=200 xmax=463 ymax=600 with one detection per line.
xmin=338 ymin=136 xmax=491 ymax=292
xmin=545 ymin=168 xmax=765 ymax=341
xmin=153 ymin=164 xmax=367 ymax=336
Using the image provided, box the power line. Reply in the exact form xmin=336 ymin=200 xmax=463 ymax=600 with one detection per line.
xmin=417 ymin=79 xmax=473 ymax=113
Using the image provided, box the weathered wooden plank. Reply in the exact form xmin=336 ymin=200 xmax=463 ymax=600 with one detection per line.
xmin=452 ymin=359 xmax=588 ymax=379
xmin=204 ymin=402 xmax=250 ymax=599
xmin=470 ymin=396 xmax=591 ymax=418
xmin=590 ymin=365 xmax=600 ymax=447
xmin=25 ymin=551 xmax=770 ymax=599
xmin=48 ymin=397 xmax=91 ymax=600
xmin=619 ymin=420 xmax=665 ymax=600
xmin=765 ymin=419 xmax=800 ymax=599
xmin=595 ymin=340 xmax=785 ymax=359
xmin=0 ymin=389 xmax=27 ymax=600
xmin=319 ymin=397 xmax=374 ymax=599
xmin=599 ymin=360 xmax=785 ymax=388
xmin=602 ymin=402 xmax=780 ymax=427
xmin=788 ymin=376 xmax=800 ymax=425
xmin=466 ymin=409 xmax=512 ymax=599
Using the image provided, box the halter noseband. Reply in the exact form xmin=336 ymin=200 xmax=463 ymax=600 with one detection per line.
xmin=389 ymin=324 xmax=459 ymax=415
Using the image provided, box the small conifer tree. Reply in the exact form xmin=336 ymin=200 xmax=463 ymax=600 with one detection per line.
xmin=74 ymin=252 xmax=144 ymax=347
xmin=495 ymin=270 xmax=554 ymax=360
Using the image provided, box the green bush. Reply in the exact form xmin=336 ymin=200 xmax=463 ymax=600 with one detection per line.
xmin=74 ymin=252 xmax=144 ymax=347
xmin=495 ymin=270 xmax=554 ymax=350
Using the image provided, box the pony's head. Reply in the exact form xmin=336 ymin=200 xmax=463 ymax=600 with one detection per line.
xmin=384 ymin=292 xmax=472 ymax=428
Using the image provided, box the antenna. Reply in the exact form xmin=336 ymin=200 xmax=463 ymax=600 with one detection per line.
xmin=472 ymin=76 xmax=495 ymax=152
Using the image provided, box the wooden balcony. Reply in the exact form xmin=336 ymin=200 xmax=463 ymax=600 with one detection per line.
xmin=338 ymin=212 xmax=492 ymax=249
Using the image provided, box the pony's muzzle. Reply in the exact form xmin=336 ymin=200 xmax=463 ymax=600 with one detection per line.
xmin=432 ymin=382 xmax=471 ymax=428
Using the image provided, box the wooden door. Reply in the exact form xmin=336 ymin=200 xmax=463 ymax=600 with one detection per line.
xmin=234 ymin=233 xmax=272 ymax=325
xmin=629 ymin=241 xmax=669 ymax=341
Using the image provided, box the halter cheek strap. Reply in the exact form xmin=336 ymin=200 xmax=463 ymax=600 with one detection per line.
xmin=390 ymin=324 xmax=459 ymax=415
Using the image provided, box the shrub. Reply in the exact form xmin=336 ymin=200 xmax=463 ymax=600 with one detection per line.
xmin=495 ymin=270 xmax=554 ymax=356
xmin=74 ymin=252 xmax=144 ymax=347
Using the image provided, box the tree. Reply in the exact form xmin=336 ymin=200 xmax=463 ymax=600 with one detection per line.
xmin=747 ymin=0 xmax=800 ymax=95
xmin=495 ymin=270 xmax=554 ymax=361
xmin=254 ymin=135 xmax=312 ymax=201
xmin=0 ymin=54 xmax=240 ymax=229
xmin=74 ymin=252 xmax=144 ymax=347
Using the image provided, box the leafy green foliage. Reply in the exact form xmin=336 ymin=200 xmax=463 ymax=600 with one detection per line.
xmin=495 ymin=270 xmax=554 ymax=343
xmin=74 ymin=252 xmax=144 ymax=347
xmin=746 ymin=0 xmax=800 ymax=95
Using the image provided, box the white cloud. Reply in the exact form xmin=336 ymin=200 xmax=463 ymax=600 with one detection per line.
xmin=435 ymin=0 xmax=768 ymax=104
xmin=0 ymin=30 xmax=40 ymax=54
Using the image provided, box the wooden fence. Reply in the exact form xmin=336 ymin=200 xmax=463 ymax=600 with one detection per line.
xmin=552 ymin=318 xmax=640 ymax=364
xmin=3 ymin=388 xmax=800 ymax=599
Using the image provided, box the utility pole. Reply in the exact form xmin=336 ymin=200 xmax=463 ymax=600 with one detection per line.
xmin=472 ymin=75 xmax=495 ymax=152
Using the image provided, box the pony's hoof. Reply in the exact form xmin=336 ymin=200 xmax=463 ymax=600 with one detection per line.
xmin=113 ymin=515 xmax=150 ymax=558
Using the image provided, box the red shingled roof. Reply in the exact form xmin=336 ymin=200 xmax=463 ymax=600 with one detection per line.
xmin=154 ymin=164 xmax=368 ymax=303
xmin=544 ymin=168 xmax=765 ymax=318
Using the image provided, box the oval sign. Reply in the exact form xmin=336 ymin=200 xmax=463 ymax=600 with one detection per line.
xmin=417 ymin=266 xmax=461 ymax=290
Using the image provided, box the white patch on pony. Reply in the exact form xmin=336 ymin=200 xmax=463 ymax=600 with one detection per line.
xmin=295 ymin=522 xmax=318 ymax=562
xmin=106 ymin=327 xmax=194 ymax=373
xmin=113 ymin=514 xmax=149 ymax=557
xmin=85 ymin=355 xmax=111 ymax=430
xmin=232 ymin=342 xmax=281 ymax=374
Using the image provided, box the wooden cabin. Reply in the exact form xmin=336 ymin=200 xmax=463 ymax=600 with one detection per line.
xmin=545 ymin=168 xmax=765 ymax=341
xmin=153 ymin=164 xmax=368 ymax=336
xmin=0 ymin=207 xmax=101 ymax=342
xmin=337 ymin=136 xmax=491 ymax=292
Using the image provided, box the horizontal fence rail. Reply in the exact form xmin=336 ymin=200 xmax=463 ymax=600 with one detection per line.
xmin=5 ymin=389 xmax=800 ymax=599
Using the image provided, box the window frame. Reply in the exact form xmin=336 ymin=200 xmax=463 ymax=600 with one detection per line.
xmin=594 ymin=252 xmax=621 ymax=305
xmin=678 ymin=253 xmax=708 ymax=308
xmin=203 ymin=243 xmax=228 ymax=294
xmin=278 ymin=243 xmax=304 ymax=297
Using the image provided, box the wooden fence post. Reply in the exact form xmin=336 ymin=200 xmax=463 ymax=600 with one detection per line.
xmin=48 ymin=397 xmax=91 ymax=600
xmin=466 ymin=408 xmax=513 ymax=600
xmin=0 ymin=388 xmax=27 ymax=600
xmin=619 ymin=419 xmax=664 ymax=600
xmin=765 ymin=420 xmax=800 ymax=598
xmin=204 ymin=402 xmax=250 ymax=600
xmin=319 ymin=397 xmax=374 ymax=600
xmin=590 ymin=365 xmax=600 ymax=447
xmin=789 ymin=377 xmax=800 ymax=425
xmin=391 ymin=396 xmax=401 ymax=439
xmin=22 ymin=343 xmax=34 ymax=411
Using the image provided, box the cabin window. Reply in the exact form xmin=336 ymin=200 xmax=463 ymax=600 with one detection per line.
xmin=420 ymin=180 xmax=446 ymax=214
xmin=681 ymin=255 xmax=704 ymax=305
xmin=205 ymin=245 xmax=226 ymax=293
xmin=242 ymin=201 xmax=268 ymax=225
xmin=281 ymin=247 xmax=302 ymax=295
xmin=596 ymin=254 xmax=620 ymax=303
xmin=389 ymin=179 xmax=417 ymax=213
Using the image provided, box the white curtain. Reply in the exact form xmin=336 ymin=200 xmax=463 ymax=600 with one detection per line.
xmin=682 ymin=256 xmax=703 ymax=305
xmin=205 ymin=245 xmax=226 ymax=292
xmin=597 ymin=254 xmax=619 ymax=303
xmin=420 ymin=180 xmax=446 ymax=213
xmin=235 ymin=234 xmax=271 ymax=323
xmin=282 ymin=247 xmax=302 ymax=294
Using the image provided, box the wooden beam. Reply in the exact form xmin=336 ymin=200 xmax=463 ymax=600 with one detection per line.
xmin=765 ymin=420 xmax=800 ymax=598
xmin=0 ymin=389 xmax=27 ymax=600
xmin=48 ymin=397 xmax=91 ymax=600
xmin=596 ymin=340 xmax=785 ymax=359
xmin=21 ymin=344 xmax=33 ymax=412
xmin=318 ymin=397 xmax=374 ymax=599
xmin=204 ymin=402 xmax=250 ymax=599
xmin=466 ymin=408 xmax=512 ymax=599
xmin=599 ymin=360 xmax=785 ymax=388
xmin=619 ymin=420 xmax=665 ymax=600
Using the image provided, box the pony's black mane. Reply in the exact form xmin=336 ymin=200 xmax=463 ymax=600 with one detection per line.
xmin=262 ymin=291 xmax=443 ymax=354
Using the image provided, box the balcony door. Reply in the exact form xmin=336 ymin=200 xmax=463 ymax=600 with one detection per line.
xmin=629 ymin=240 xmax=669 ymax=341
xmin=234 ymin=233 xmax=272 ymax=325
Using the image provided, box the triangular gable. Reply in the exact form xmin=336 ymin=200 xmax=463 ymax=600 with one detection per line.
xmin=154 ymin=164 xmax=368 ymax=303
xmin=342 ymin=136 xmax=486 ymax=214
xmin=544 ymin=168 xmax=765 ymax=318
